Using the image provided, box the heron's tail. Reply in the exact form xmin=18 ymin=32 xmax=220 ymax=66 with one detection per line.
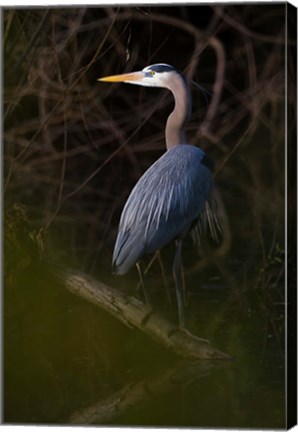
xmin=112 ymin=230 xmax=145 ymax=275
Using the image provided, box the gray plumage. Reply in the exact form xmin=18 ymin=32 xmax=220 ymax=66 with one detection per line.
xmin=113 ymin=144 xmax=214 ymax=274
xmin=99 ymin=63 xmax=222 ymax=327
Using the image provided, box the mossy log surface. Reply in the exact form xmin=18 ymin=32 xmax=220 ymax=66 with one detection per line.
xmin=51 ymin=264 xmax=230 ymax=360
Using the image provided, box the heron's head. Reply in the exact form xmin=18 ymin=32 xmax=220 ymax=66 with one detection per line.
xmin=98 ymin=63 xmax=183 ymax=89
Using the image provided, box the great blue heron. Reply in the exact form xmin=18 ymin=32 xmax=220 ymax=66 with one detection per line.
xmin=98 ymin=63 xmax=221 ymax=328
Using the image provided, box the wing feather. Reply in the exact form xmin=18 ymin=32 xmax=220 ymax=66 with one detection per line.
xmin=113 ymin=145 xmax=213 ymax=274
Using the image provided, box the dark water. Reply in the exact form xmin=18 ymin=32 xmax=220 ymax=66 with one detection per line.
xmin=4 ymin=258 xmax=285 ymax=428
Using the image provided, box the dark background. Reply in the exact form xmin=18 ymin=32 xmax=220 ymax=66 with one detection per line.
xmin=4 ymin=4 xmax=289 ymax=426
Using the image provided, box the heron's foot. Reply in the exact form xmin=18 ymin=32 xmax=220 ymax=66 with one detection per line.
xmin=181 ymin=328 xmax=210 ymax=344
xmin=168 ymin=326 xmax=209 ymax=344
xmin=141 ymin=309 xmax=154 ymax=327
xmin=135 ymin=285 xmax=152 ymax=308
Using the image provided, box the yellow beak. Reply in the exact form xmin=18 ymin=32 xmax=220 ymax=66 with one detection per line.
xmin=97 ymin=71 xmax=144 ymax=83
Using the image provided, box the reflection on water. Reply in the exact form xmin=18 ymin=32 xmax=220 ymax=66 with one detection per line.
xmin=4 ymin=260 xmax=285 ymax=428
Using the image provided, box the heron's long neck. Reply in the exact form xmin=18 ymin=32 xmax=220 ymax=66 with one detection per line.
xmin=165 ymin=75 xmax=191 ymax=149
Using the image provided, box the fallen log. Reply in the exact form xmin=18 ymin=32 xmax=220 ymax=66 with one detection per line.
xmin=50 ymin=264 xmax=230 ymax=360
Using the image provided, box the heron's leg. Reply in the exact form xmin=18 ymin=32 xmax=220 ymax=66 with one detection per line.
xmin=156 ymin=251 xmax=172 ymax=305
xmin=181 ymin=262 xmax=187 ymax=306
xmin=144 ymin=253 xmax=158 ymax=274
xmin=137 ymin=252 xmax=171 ymax=305
xmin=173 ymin=239 xmax=185 ymax=328
xmin=136 ymin=261 xmax=151 ymax=306
xmin=136 ymin=254 xmax=156 ymax=294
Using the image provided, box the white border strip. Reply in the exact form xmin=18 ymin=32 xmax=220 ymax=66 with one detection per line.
xmin=0 ymin=0 xmax=294 ymax=6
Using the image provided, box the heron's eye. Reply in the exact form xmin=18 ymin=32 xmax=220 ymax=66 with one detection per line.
xmin=149 ymin=70 xmax=155 ymax=77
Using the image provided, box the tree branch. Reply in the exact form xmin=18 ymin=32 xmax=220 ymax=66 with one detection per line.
xmin=50 ymin=264 xmax=231 ymax=360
